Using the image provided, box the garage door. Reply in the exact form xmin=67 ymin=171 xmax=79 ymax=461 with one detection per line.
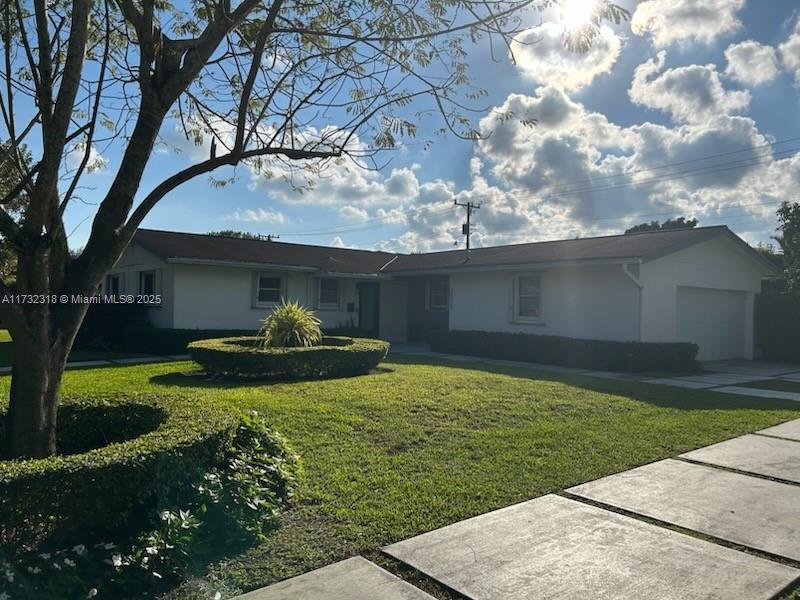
xmin=676 ymin=287 xmax=747 ymax=361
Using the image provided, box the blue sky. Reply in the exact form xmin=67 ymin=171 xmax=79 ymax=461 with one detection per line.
xmin=63 ymin=0 xmax=800 ymax=252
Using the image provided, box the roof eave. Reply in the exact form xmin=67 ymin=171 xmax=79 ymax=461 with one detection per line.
xmin=384 ymin=256 xmax=643 ymax=276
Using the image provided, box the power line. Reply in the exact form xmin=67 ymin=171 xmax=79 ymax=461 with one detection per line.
xmin=454 ymin=199 xmax=480 ymax=250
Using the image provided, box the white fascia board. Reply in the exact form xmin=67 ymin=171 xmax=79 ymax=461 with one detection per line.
xmin=385 ymin=257 xmax=643 ymax=276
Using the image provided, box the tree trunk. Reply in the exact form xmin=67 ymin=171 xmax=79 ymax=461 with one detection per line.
xmin=4 ymin=309 xmax=76 ymax=459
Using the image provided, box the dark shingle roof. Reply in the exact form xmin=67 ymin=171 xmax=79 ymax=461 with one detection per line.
xmin=133 ymin=229 xmax=396 ymax=274
xmin=133 ymin=225 xmax=774 ymax=275
xmin=383 ymin=226 xmax=733 ymax=272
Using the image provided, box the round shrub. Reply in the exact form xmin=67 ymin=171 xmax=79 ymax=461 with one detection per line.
xmin=0 ymin=394 xmax=242 ymax=551
xmin=188 ymin=335 xmax=390 ymax=379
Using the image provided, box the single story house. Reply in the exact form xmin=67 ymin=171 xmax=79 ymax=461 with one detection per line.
xmin=106 ymin=226 xmax=780 ymax=361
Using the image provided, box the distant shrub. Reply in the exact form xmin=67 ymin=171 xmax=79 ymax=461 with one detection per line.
xmin=119 ymin=325 xmax=256 ymax=354
xmin=428 ymin=330 xmax=700 ymax=373
xmin=74 ymin=303 xmax=149 ymax=349
xmin=756 ymin=293 xmax=800 ymax=363
xmin=258 ymin=300 xmax=322 ymax=348
xmin=188 ymin=336 xmax=389 ymax=379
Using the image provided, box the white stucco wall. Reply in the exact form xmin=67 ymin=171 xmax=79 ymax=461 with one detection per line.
xmin=448 ymin=264 xmax=641 ymax=342
xmin=170 ymin=264 xmax=365 ymax=330
xmin=108 ymin=243 xmax=174 ymax=328
xmin=639 ymin=235 xmax=772 ymax=358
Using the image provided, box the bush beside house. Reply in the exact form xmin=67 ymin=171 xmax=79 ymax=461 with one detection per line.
xmin=428 ymin=330 xmax=700 ymax=373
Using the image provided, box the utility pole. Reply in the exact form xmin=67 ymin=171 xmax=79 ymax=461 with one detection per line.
xmin=454 ymin=200 xmax=480 ymax=250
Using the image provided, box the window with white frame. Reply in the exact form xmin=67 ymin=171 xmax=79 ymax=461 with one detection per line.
xmin=254 ymin=273 xmax=283 ymax=306
xmin=138 ymin=270 xmax=157 ymax=295
xmin=428 ymin=276 xmax=449 ymax=311
xmin=515 ymin=274 xmax=542 ymax=321
xmin=318 ymin=278 xmax=340 ymax=309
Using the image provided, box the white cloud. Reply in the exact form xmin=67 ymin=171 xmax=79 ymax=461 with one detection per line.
xmin=339 ymin=205 xmax=369 ymax=221
xmin=510 ymin=22 xmax=621 ymax=91
xmin=229 ymin=208 xmax=286 ymax=224
xmin=779 ymin=19 xmax=800 ymax=85
xmin=330 ymin=236 xmax=346 ymax=248
xmin=724 ymin=40 xmax=780 ymax=86
xmin=629 ymin=52 xmax=750 ymax=123
xmin=631 ymin=0 xmax=745 ymax=47
xmin=65 ymin=143 xmax=108 ymax=173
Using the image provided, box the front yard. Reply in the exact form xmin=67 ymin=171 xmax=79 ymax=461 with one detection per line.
xmin=3 ymin=354 xmax=797 ymax=597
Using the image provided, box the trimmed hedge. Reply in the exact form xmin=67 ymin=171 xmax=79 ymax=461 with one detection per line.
xmin=188 ymin=336 xmax=390 ymax=379
xmin=119 ymin=325 xmax=256 ymax=355
xmin=756 ymin=293 xmax=800 ymax=363
xmin=0 ymin=394 xmax=242 ymax=551
xmin=428 ymin=330 xmax=700 ymax=373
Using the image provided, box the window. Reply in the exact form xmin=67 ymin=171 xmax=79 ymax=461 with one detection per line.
xmin=105 ymin=273 xmax=122 ymax=296
xmin=515 ymin=274 xmax=542 ymax=321
xmin=318 ymin=278 xmax=340 ymax=309
xmin=429 ymin=277 xmax=449 ymax=311
xmin=139 ymin=270 xmax=157 ymax=295
xmin=255 ymin=274 xmax=282 ymax=305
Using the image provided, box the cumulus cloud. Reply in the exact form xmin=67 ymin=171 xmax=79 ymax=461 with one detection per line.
xmin=462 ymin=83 xmax=792 ymax=246
xmin=339 ymin=205 xmax=369 ymax=221
xmin=229 ymin=208 xmax=286 ymax=224
xmin=629 ymin=52 xmax=750 ymax=123
xmin=65 ymin=143 xmax=108 ymax=173
xmin=780 ymin=19 xmax=800 ymax=85
xmin=510 ymin=22 xmax=621 ymax=91
xmin=631 ymin=0 xmax=744 ymax=47
xmin=724 ymin=40 xmax=780 ymax=86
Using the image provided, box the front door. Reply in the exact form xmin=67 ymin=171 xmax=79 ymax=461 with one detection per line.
xmin=358 ymin=283 xmax=380 ymax=336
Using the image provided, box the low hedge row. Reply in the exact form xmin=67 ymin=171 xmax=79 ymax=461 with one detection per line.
xmin=119 ymin=325 xmax=257 ymax=355
xmin=0 ymin=394 xmax=242 ymax=551
xmin=756 ymin=293 xmax=800 ymax=364
xmin=428 ymin=330 xmax=700 ymax=373
xmin=188 ymin=336 xmax=390 ymax=379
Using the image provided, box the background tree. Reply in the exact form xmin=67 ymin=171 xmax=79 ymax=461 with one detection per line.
xmin=208 ymin=230 xmax=276 ymax=240
xmin=0 ymin=144 xmax=32 ymax=281
xmin=775 ymin=201 xmax=800 ymax=294
xmin=0 ymin=0 xmax=627 ymax=458
xmin=624 ymin=216 xmax=698 ymax=234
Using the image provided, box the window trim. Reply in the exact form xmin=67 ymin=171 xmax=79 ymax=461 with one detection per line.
xmin=138 ymin=269 xmax=159 ymax=296
xmin=253 ymin=272 xmax=284 ymax=308
xmin=317 ymin=277 xmax=341 ymax=310
xmin=428 ymin=276 xmax=450 ymax=312
xmin=513 ymin=273 xmax=543 ymax=323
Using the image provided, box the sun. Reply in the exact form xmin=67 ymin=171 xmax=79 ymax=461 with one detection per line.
xmin=560 ymin=0 xmax=599 ymax=31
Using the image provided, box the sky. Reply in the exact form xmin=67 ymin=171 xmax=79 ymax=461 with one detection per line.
xmin=63 ymin=0 xmax=800 ymax=252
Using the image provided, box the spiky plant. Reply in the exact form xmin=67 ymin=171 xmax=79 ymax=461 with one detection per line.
xmin=258 ymin=300 xmax=323 ymax=348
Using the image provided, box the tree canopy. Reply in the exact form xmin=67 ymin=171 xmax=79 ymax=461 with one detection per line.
xmin=624 ymin=217 xmax=699 ymax=234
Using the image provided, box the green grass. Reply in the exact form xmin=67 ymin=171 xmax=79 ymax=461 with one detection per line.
xmin=0 ymin=329 xmax=147 ymax=367
xmin=2 ymin=355 xmax=799 ymax=598
xmin=737 ymin=379 xmax=800 ymax=394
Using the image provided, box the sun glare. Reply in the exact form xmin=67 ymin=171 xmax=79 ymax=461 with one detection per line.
xmin=561 ymin=0 xmax=598 ymax=31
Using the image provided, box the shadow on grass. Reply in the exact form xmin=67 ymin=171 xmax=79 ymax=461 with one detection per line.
xmin=386 ymin=353 xmax=800 ymax=413
xmin=149 ymin=367 xmax=395 ymax=389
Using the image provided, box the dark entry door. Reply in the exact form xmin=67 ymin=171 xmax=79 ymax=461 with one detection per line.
xmin=358 ymin=283 xmax=380 ymax=336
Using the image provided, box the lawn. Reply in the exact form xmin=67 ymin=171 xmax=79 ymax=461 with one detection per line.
xmin=2 ymin=355 xmax=799 ymax=598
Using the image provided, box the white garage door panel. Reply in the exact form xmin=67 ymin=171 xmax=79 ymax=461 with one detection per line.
xmin=677 ymin=287 xmax=746 ymax=361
